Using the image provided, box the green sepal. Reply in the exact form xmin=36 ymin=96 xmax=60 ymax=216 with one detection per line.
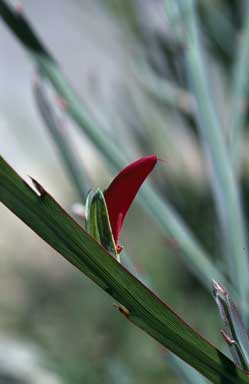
xmin=85 ymin=189 xmax=119 ymax=261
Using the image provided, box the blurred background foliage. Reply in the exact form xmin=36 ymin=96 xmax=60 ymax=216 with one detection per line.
xmin=1 ymin=0 xmax=249 ymax=383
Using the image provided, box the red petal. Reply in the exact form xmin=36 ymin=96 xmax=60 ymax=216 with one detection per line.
xmin=104 ymin=155 xmax=158 ymax=245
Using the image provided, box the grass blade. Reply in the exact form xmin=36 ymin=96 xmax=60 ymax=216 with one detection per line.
xmin=0 ymin=156 xmax=249 ymax=383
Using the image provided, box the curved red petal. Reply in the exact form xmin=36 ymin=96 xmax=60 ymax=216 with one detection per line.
xmin=104 ymin=155 xmax=158 ymax=245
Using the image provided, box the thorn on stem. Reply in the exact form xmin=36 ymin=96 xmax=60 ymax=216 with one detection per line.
xmin=113 ymin=303 xmax=130 ymax=318
xmin=221 ymin=329 xmax=236 ymax=345
xmin=28 ymin=176 xmax=46 ymax=197
xmin=212 ymin=280 xmax=228 ymax=296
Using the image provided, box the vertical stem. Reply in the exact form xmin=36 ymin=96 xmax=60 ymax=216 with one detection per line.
xmin=230 ymin=3 xmax=249 ymax=170
xmin=174 ymin=0 xmax=249 ymax=307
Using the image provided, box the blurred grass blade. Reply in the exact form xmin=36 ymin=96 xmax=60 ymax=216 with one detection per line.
xmin=230 ymin=3 xmax=249 ymax=170
xmin=213 ymin=281 xmax=249 ymax=371
xmin=0 ymin=0 xmax=228 ymax=292
xmin=200 ymin=0 xmax=235 ymax=58
xmin=1 ymin=156 xmax=249 ymax=384
xmin=173 ymin=0 xmax=249 ymax=306
xmin=134 ymin=58 xmax=196 ymax=115
xmin=33 ymin=75 xmax=91 ymax=199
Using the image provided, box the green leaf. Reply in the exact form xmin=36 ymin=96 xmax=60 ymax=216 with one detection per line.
xmin=1 ymin=157 xmax=249 ymax=384
xmin=85 ymin=189 xmax=119 ymax=260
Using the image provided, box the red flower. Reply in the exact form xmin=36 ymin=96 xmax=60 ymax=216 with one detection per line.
xmin=104 ymin=155 xmax=158 ymax=253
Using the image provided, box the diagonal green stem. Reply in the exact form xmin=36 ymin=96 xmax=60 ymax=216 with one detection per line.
xmin=0 ymin=156 xmax=249 ymax=384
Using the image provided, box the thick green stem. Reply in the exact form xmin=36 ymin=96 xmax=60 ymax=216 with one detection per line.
xmin=0 ymin=156 xmax=249 ymax=384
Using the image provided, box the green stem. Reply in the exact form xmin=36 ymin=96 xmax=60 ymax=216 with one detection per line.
xmin=0 ymin=155 xmax=249 ymax=384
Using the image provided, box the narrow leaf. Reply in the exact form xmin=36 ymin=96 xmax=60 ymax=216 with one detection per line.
xmin=85 ymin=189 xmax=118 ymax=260
xmin=1 ymin=157 xmax=249 ymax=384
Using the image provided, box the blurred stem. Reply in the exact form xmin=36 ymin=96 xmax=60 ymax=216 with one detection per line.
xmin=199 ymin=0 xmax=235 ymax=59
xmin=33 ymin=75 xmax=91 ymax=199
xmin=172 ymin=0 xmax=249 ymax=307
xmin=134 ymin=58 xmax=196 ymax=115
xmin=230 ymin=3 xmax=249 ymax=170
xmin=0 ymin=0 xmax=228 ymax=291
